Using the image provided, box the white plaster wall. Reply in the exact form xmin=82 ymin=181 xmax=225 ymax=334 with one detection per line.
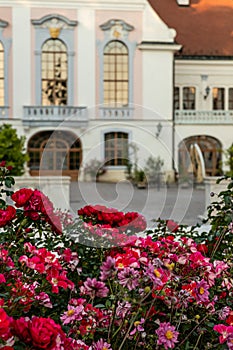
xmin=142 ymin=2 xmax=176 ymax=42
xmin=142 ymin=51 xmax=174 ymax=120
xmin=12 ymin=7 xmax=31 ymax=118
xmin=77 ymin=8 xmax=96 ymax=109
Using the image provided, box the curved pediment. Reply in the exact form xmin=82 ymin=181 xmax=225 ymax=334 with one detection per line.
xmin=31 ymin=14 xmax=77 ymax=28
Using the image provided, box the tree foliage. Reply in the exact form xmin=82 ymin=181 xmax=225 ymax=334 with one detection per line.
xmin=0 ymin=124 xmax=29 ymax=175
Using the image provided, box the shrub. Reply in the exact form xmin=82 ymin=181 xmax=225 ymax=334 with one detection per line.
xmin=0 ymin=124 xmax=29 ymax=176
xmin=0 ymin=164 xmax=232 ymax=349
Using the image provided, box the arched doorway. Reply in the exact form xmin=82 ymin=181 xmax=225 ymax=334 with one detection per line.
xmin=178 ymin=135 xmax=222 ymax=180
xmin=28 ymin=130 xmax=82 ymax=181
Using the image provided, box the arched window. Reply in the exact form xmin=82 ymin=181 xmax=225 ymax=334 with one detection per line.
xmin=104 ymin=132 xmax=128 ymax=166
xmin=28 ymin=130 xmax=82 ymax=180
xmin=41 ymin=39 xmax=68 ymax=106
xmin=32 ymin=14 xmax=77 ymax=106
xmin=0 ymin=41 xmax=4 ymax=106
xmin=103 ymin=40 xmax=129 ymax=106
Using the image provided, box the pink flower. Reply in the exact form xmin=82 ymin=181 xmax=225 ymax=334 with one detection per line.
xmin=35 ymin=292 xmax=52 ymax=308
xmin=60 ymin=304 xmax=84 ymax=325
xmin=100 ymin=256 xmax=116 ymax=281
xmin=194 ymin=279 xmax=210 ymax=303
xmin=117 ymin=267 xmax=140 ymax=290
xmin=166 ymin=220 xmax=179 ymax=233
xmin=116 ymin=300 xmax=132 ymax=319
xmin=80 ymin=278 xmax=109 ymax=298
xmin=130 ymin=318 xmax=145 ymax=336
xmin=91 ymin=338 xmax=112 ymax=350
xmin=0 ymin=273 xmax=6 ymax=283
xmin=155 ymin=322 xmax=179 ymax=349
xmin=214 ymin=324 xmax=233 ymax=345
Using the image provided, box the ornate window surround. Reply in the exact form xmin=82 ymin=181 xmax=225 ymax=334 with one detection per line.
xmin=0 ymin=19 xmax=11 ymax=107
xmin=31 ymin=14 xmax=78 ymax=105
xmin=97 ymin=19 xmax=136 ymax=107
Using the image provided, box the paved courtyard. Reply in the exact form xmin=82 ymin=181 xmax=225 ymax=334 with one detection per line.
xmin=70 ymin=181 xmax=206 ymax=228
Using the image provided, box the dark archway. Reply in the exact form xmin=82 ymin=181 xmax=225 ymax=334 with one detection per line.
xmin=28 ymin=130 xmax=82 ymax=181
xmin=178 ymin=135 xmax=222 ymax=178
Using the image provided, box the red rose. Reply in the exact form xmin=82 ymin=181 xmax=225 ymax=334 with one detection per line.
xmin=11 ymin=188 xmax=33 ymax=207
xmin=0 ymin=274 xmax=6 ymax=283
xmin=0 ymin=308 xmax=11 ymax=339
xmin=0 ymin=206 xmax=16 ymax=227
xmin=166 ymin=220 xmax=179 ymax=233
xmin=196 ymin=243 xmax=208 ymax=254
xmin=11 ymin=317 xmax=31 ymax=343
xmin=24 ymin=190 xmax=43 ymax=211
xmin=29 ymin=317 xmax=64 ymax=349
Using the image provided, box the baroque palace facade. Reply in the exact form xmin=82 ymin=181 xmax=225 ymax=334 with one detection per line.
xmin=0 ymin=0 xmax=232 ymax=181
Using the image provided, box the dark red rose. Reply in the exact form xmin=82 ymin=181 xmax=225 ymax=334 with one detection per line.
xmin=196 ymin=243 xmax=208 ymax=254
xmin=29 ymin=317 xmax=65 ymax=349
xmin=0 ymin=206 xmax=16 ymax=227
xmin=0 ymin=308 xmax=11 ymax=339
xmin=11 ymin=317 xmax=31 ymax=343
xmin=11 ymin=188 xmax=33 ymax=207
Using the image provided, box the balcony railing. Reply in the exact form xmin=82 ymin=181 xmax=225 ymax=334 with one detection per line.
xmin=99 ymin=106 xmax=134 ymax=119
xmin=0 ymin=106 xmax=9 ymax=119
xmin=175 ymin=110 xmax=233 ymax=124
xmin=23 ymin=106 xmax=88 ymax=127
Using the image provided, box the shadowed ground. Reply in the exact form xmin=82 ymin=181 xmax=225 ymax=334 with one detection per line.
xmin=70 ymin=181 xmax=206 ymax=228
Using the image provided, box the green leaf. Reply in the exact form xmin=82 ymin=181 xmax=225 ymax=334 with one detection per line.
xmin=5 ymin=176 xmax=15 ymax=188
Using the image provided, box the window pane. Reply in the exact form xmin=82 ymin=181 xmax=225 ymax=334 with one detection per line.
xmin=183 ymin=87 xmax=195 ymax=110
xmin=103 ymin=40 xmax=129 ymax=106
xmin=104 ymin=132 xmax=128 ymax=166
xmin=213 ymin=87 xmax=224 ymax=110
xmin=174 ymin=87 xmax=180 ymax=110
xmin=41 ymin=39 xmax=68 ymax=106
xmin=229 ymin=88 xmax=233 ymax=110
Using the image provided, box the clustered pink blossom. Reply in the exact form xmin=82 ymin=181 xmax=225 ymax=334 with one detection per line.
xmin=155 ymin=322 xmax=179 ymax=349
xmin=80 ymin=277 xmax=109 ymax=298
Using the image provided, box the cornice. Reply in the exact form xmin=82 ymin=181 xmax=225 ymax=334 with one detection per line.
xmin=0 ymin=0 xmax=147 ymax=10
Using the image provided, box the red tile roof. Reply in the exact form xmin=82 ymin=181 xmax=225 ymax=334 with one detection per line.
xmin=148 ymin=0 xmax=233 ymax=57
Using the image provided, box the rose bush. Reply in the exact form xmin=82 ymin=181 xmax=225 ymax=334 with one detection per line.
xmin=0 ymin=163 xmax=232 ymax=349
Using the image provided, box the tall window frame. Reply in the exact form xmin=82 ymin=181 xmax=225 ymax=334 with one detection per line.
xmin=183 ymin=87 xmax=196 ymax=110
xmin=104 ymin=131 xmax=129 ymax=166
xmin=174 ymin=86 xmax=180 ymax=110
xmin=98 ymin=19 xmax=136 ymax=107
xmin=0 ymin=20 xmax=11 ymax=109
xmin=32 ymin=15 xmax=77 ymax=106
xmin=41 ymin=38 xmax=68 ymax=106
xmin=213 ymin=87 xmax=225 ymax=110
xmin=103 ymin=40 xmax=129 ymax=106
xmin=229 ymin=88 xmax=233 ymax=110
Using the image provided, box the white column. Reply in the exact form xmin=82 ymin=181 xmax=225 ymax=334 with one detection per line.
xmin=77 ymin=8 xmax=95 ymax=110
xmin=12 ymin=6 xmax=31 ymax=118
